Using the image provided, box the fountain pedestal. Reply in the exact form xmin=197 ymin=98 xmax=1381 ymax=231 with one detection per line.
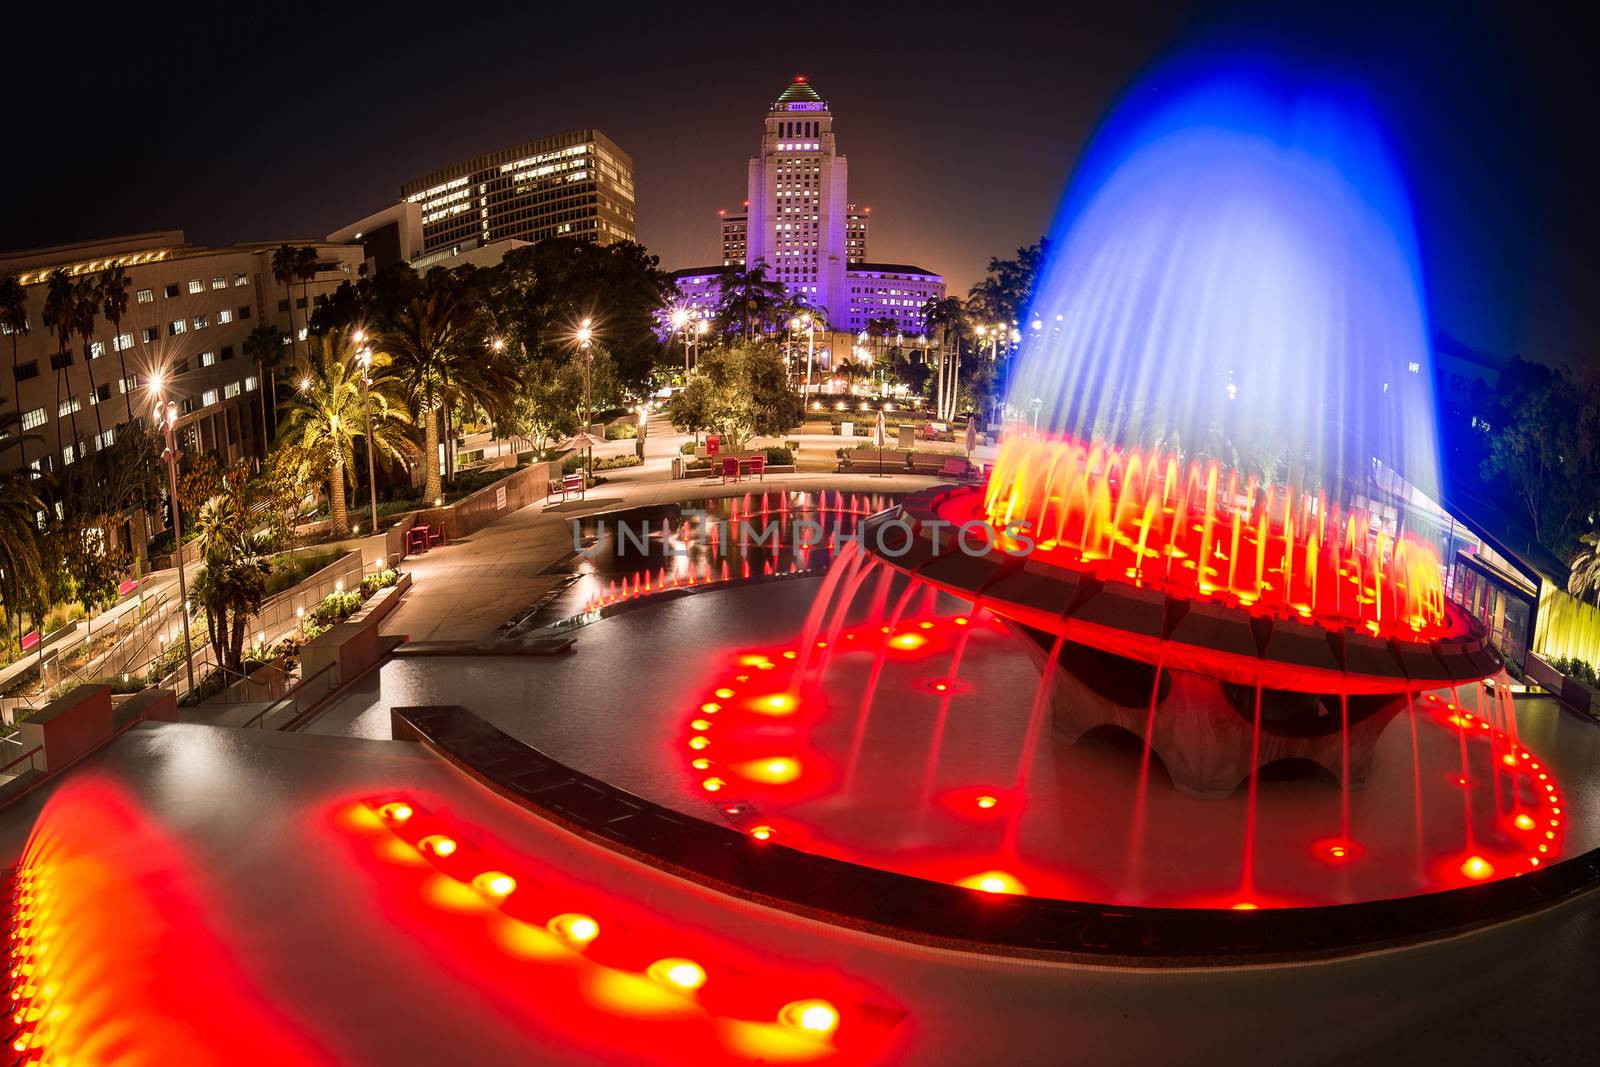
xmin=1014 ymin=626 xmax=1407 ymax=800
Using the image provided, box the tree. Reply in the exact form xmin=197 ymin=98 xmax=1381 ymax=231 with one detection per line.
xmin=271 ymin=244 xmax=314 ymax=363
xmin=923 ymin=296 xmax=972 ymax=420
xmin=0 ymin=276 xmax=29 ymax=421
xmin=276 ymin=328 xmax=414 ymax=537
xmin=381 ymin=276 xmax=510 ymax=502
xmin=0 ymin=405 xmax=46 ymax=657
xmin=1479 ymin=359 xmax=1599 ymax=561
xmin=243 ymin=323 xmax=288 ymax=448
xmin=668 ymin=342 xmax=802 ymax=451
xmin=186 ymin=490 xmax=272 ymax=677
xmin=70 ymin=276 xmax=106 ymax=440
xmin=97 ymin=266 xmax=133 ymax=423
xmin=713 ymin=264 xmax=786 ymax=341
xmin=967 ymin=239 xmax=1050 ymax=327
xmin=1569 ymin=532 xmax=1600 ymax=605
xmin=42 ymin=269 xmax=84 ymax=451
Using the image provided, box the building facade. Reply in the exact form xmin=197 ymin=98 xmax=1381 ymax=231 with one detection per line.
xmin=1 ymin=232 xmax=363 ymax=481
xmin=400 ymin=130 xmax=635 ymax=258
xmin=681 ymin=78 xmax=941 ymax=338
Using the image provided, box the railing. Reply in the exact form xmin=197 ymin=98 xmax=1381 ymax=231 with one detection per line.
xmin=240 ymin=660 xmax=341 ymax=730
xmin=0 ymin=745 xmax=45 ymax=798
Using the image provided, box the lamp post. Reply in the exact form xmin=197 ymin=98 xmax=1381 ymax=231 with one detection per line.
xmin=353 ymin=330 xmax=379 ymax=538
xmin=801 ymin=312 xmax=815 ymax=398
xmin=576 ymin=319 xmax=594 ymax=477
xmin=155 ymin=387 xmax=195 ymax=695
xmin=694 ymin=319 xmax=708 ymax=371
xmin=670 ymin=309 xmax=689 ymax=377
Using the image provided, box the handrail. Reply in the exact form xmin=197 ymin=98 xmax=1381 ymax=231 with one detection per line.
xmin=0 ymin=744 xmax=43 ymax=777
xmin=239 ymin=659 xmax=340 ymax=730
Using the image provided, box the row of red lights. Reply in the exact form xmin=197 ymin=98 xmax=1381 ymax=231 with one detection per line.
xmin=5 ymin=867 xmax=50 ymax=1062
xmin=676 ymin=614 xmax=1033 ymax=897
xmin=355 ymin=796 xmax=899 ymax=1054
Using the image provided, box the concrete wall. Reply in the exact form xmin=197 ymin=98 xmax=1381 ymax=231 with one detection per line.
xmin=13 ymin=684 xmax=114 ymax=772
xmin=401 ymin=461 xmax=559 ymax=544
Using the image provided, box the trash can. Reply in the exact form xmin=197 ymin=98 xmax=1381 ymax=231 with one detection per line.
xmin=671 ymin=456 xmax=684 ymax=480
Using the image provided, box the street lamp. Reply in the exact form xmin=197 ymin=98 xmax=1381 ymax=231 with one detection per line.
xmin=576 ymin=319 xmax=594 ymax=477
xmin=800 ymin=312 xmax=816 ymax=398
xmin=670 ymin=308 xmax=689 ymax=375
xmin=155 ymin=393 xmax=195 ymax=695
xmin=355 ymin=339 xmax=379 ymax=537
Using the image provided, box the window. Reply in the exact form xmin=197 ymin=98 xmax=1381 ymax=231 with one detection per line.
xmin=220 ymin=345 xmax=234 ymax=361
xmin=169 ymin=319 xmax=186 ymax=335
xmin=88 ymin=383 xmax=112 ymax=405
xmin=218 ymin=308 xmax=233 ymax=324
xmin=86 ymin=340 xmax=105 ymax=360
xmin=192 ymin=314 xmax=208 ymax=330
xmin=224 ymin=381 xmax=241 ymax=399
xmin=187 ymin=279 xmax=204 ymax=294
xmin=137 ymin=288 xmax=154 ymax=304
xmin=234 ymin=273 xmax=249 ymax=287
xmin=211 ymin=276 xmax=227 ymax=290
xmin=239 ymin=305 xmax=252 ymax=320
xmin=95 ymin=427 xmax=116 ymax=451
xmin=58 ymin=395 xmax=81 ymax=417
xmin=294 ymin=297 xmax=307 ymax=310
xmin=62 ymin=444 xmax=77 ymax=466
xmin=165 ymin=283 xmax=180 ymax=298
xmin=14 ymin=361 xmax=38 ymax=382
xmin=296 ymin=327 xmax=307 ymax=342
xmin=173 ymin=359 xmax=189 ymax=374
xmin=277 ymin=299 xmax=289 ymax=313
xmin=202 ymin=388 xmax=218 ymax=407
xmin=20 ymin=407 xmax=45 ymax=431
xmin=119 ymin=374 xmax=137 ymax=393
xmin=245 ymin=375 xmax=258 ymax=391
xmin=200 ymin=351 xmax=216 ymax=367
xmin=113 ymin=332 xmax=134 ymax=351
xmin=50 ymin=352 xmax=73 ymax=370
xmin=141 ymin=326 xmax=158 ymax=343
xmin=1407 ymin=361 xmax=1421 ymax=374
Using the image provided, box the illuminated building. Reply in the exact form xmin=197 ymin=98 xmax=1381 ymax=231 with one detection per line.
xmin=400 ymin=130 xmax=635 ymax=257
xmin=695 ymin=76 xmax=942 ymax=332
xmin=0 ymin=232 xmax=361 ymax=480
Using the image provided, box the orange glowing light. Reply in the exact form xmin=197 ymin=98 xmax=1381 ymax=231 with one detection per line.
xmin=1514 ymin=814 xmax=1536 ymax=831
xmin=473 ymin=872 xmax=517 ymax=899
xmin=378 ymin=801 xmax=413 ymax=823
xmin=778 ymin=998 xmax=840 ymax=1037
xmin=889 ymin=633 xmax=926 ymax=651
xmin=978 ymin=435 xmax=1449 ymax=640
xmin=691 ymin=719 xmax=712 ymax=731
xmin=691 ymin=758 xmax=711 ymax=770
xmin=701 ymin=777 xmax=727 ymax=792
xmin=700 ymin=702 xmax=722 ymax=714
xmin=975 ymin=795 xmax=998 ymax=810
xmin=714 ymin=688 xmax=735 ymax=699
xmin=740 ymin=757 xmax=801 ymax=784
xmin=419 ymin=835 xmax=457 ymax=857
xmin=648 ymin=958 xmax=707 ymax=992
xmin=547 ymin=913 xmax=600 ymax=946
xmin=688 ymin=736 xmax=710 ymax=750
xmin=958 ymin=870 xmax=1026 ymax=895
xmin=749 ymin=825 xmax=775 ymax=841
xmin=753 ymin=693 xmax=797 ymax=715
xmin=1460 ymin=855 xmax=1494 ymax=881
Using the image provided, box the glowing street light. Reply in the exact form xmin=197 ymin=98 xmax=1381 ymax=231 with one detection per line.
xmin=576 ymin=319 xmax=594 ymax=476
xmin=154 ymin=389 xmax=195 ymax=695
xmin=357 ymin=342 xmax=379 ymax=536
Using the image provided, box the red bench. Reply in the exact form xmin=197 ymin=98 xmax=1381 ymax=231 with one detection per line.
xmin=741 ymin=455 xmax=765 ymax=481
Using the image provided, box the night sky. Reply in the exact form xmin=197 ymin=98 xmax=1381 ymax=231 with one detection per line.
xmin=3 ymin=1 xmax=1592 ymax=366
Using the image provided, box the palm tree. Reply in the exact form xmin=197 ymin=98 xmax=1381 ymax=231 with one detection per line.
xmin=382 ymin=283 xmax=509 ymax=504
xmin=276 ymin=328 xmax=414 ymax=538
xmin=271 ymin=244 xmax=307 ymax=362
xmin=41 ymin=269 xmax=83 ymax=458
xmin=98 ymin=266 xmax=133 ymax=422
xmin=0 ymin=404 xmax=46 ymax=658
xmin=922 ymin=296 xmax=971 ymax=420
xmin=715 ymin=264 xmax=786 ymax=340
xmin=1569 ymin=532 xmax=1600 ymax=604
xmin=295 ymin=247 xmax=320 ymax=334
xmin=70 ymin=277 xmax=106 ymax=441
xmin=187 ymin=490 xmax=272 ymax=676
xmin=243 ymin=323 xmax=287 ymax=452
xmin=0 ymin=275 xmax=28 ymax=415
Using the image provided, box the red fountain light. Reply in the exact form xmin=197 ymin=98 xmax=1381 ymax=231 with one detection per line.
xmin=972 ymin=435 xmax=1450 ymax=642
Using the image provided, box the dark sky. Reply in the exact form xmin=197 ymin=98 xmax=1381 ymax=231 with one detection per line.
xmin=3 ymin=1 xmax=1593 ymax=365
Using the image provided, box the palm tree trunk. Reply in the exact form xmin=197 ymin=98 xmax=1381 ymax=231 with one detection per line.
xmin=112 ymin=315 xmax=133 ymax=424
xmin=285 ymin=281 xmax=299 ymax=362
xmin=256 ymin=357 xmax=270 ymax=455
xmin=423 ymin=409 xmax=442 ymax=503
xmin=84 ymin=339 xmax=105 ymax=441
xmin=329 ymin=457 xmax=349 ymax=537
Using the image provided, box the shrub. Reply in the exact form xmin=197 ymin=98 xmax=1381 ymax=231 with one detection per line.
xmin=310 ymin=590 xmax=362 ymax=626
xmin=679 ymin=441 xmax=698 ymax=456
xmin=763 ymin=446 xmax=793 ymax=466
xmin=561 ymin=453 xmax=587 ymax=474
xmin=593 ymin=454 xmax=642 ymax=471
xmin=266 ymin=547 xmax=345 ymax=597
xmin=360 ymin=569 xmax=399 ymax=598
xmin=604 ymin=420 xmax=638 ymax=440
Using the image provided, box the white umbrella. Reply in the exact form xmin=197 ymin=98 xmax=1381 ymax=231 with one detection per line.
xmin=874 ymin=409 xmax=888 ymax=478
xmin=558 ymin=431 xmax=606 ymax=452
xmin=964 ymin=417 xmax=978 ymax=457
